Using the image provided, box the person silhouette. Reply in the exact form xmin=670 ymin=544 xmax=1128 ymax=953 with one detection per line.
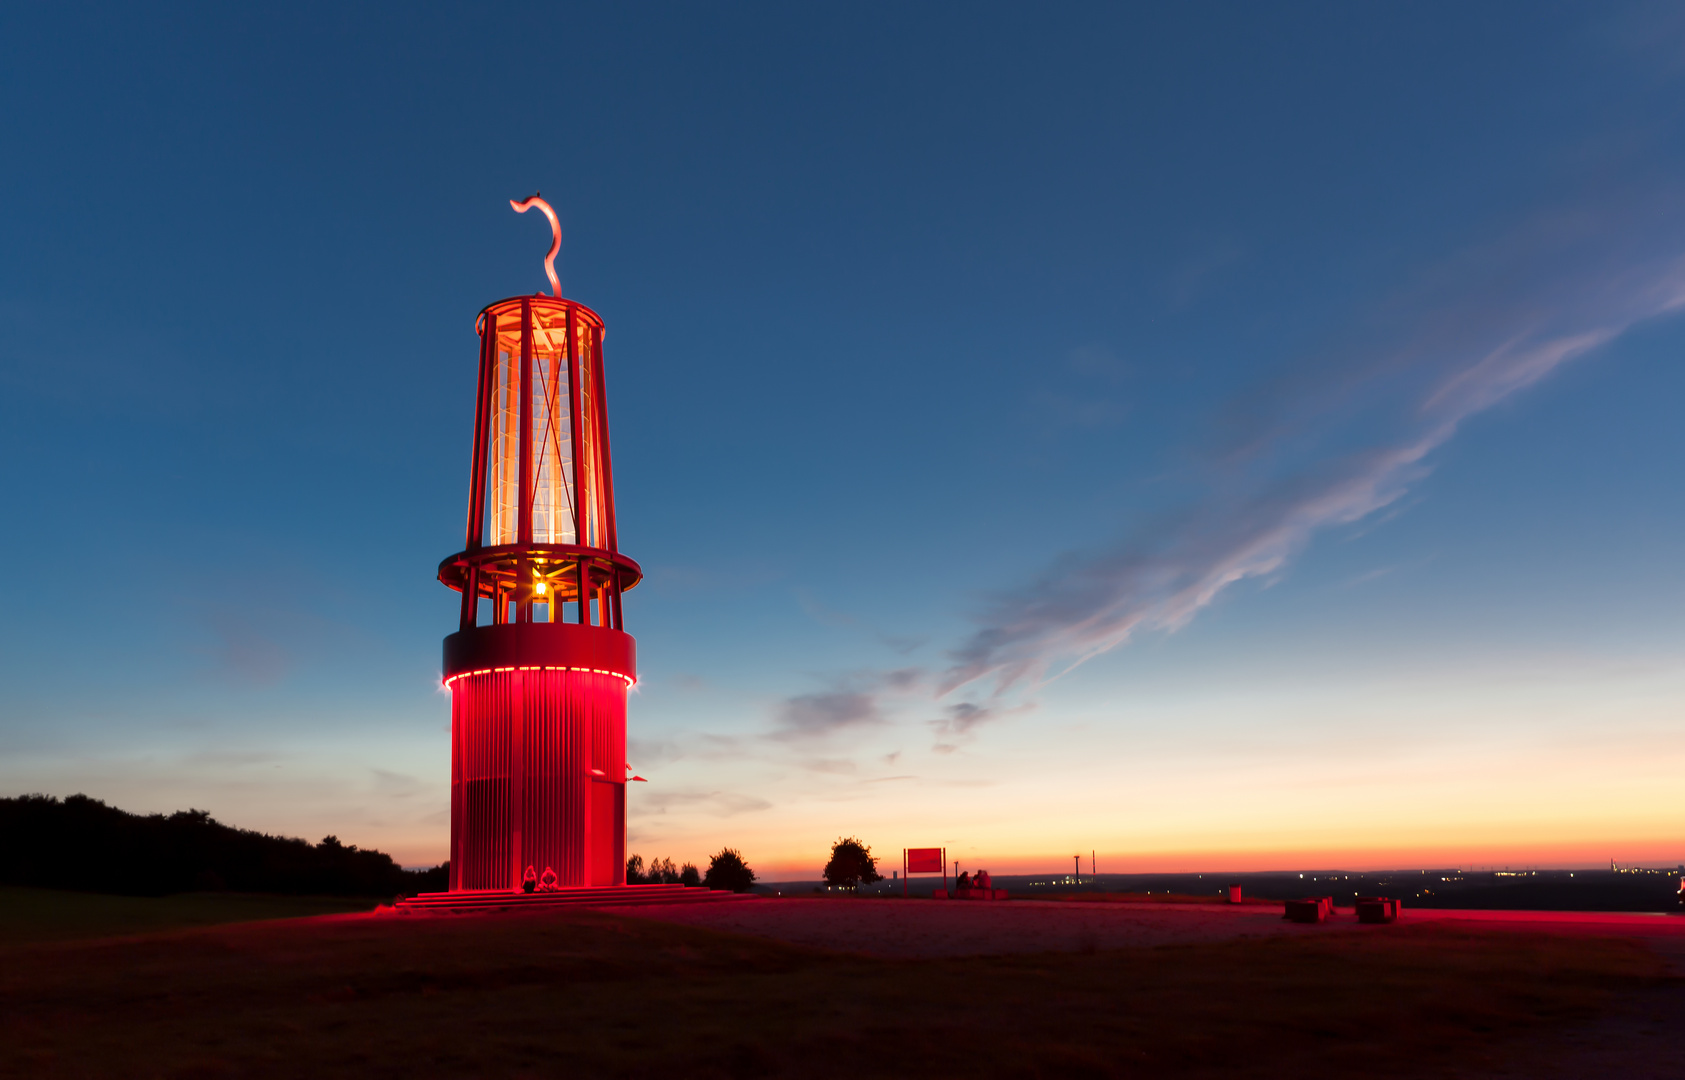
xmin=522 ymin=865 xmax=538 ymax=894
xmin=539 ymin=866 xmax=559 ymax=892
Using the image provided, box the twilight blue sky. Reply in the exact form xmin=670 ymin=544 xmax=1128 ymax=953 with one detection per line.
xmin=3 ymin=2 xmax=1684 ymax=872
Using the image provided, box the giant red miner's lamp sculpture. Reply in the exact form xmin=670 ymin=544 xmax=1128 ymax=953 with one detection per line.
xmin=437 ymin=195 xmax=640 ymax=891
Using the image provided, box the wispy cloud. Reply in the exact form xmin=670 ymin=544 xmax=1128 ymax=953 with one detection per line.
xmin=736 ymin=193 xmax=1685 ymax=756
xmin=941 ymin=201 xmax=1685 ymax=699
xmin=637 ymin=789 xmax=773 ymax=817
xmin=772 ymin=667 xmax=923 ymax=742
xmin=776 ymin=690 xmax=879 ymax=738
xmin=929 ymin=699 xmax=1036 ymax=753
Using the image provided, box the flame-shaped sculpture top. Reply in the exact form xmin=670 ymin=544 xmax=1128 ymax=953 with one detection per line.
xmin=510 ymin=193 xmax=562 ymax=298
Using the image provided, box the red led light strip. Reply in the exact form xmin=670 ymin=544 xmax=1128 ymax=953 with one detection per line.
xmin=444 ymin=665 xmax=635 ymax=689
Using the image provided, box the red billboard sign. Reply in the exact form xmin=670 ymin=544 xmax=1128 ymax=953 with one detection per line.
xmin=905 ymin=848 xmax=944 ymax=873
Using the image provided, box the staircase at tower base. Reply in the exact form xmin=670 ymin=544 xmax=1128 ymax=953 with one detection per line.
xmin=394 ymin=883 xmax=750 ymax=913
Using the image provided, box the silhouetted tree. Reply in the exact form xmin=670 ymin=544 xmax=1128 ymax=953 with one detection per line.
xmin=627 ymin=854 xmax=693 ymax=885
xmin=409 ymin=861 xmax=449 ymax=894
xmin=703 ymin=847 xmax=756 ymax=892
xmin=679 ymin=862 xmax=700 ymax=887
xmin=0 ymin=794 xmax=443 ymax=898
xmin=823 ymin=836 xmax=882 ymax=891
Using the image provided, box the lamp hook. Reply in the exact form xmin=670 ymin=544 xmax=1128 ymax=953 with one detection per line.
xmin=510 ymin=192 xmax=562 ymax=298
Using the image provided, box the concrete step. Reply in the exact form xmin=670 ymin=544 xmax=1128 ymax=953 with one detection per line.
xmin=394 ymin=884 xmax=749 ymax=913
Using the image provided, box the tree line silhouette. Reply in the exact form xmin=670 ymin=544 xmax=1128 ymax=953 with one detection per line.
xmin=0 ymin=794 xmax=448 ymax=898
xmin=627 ymin=848 xmax=756 ymax=891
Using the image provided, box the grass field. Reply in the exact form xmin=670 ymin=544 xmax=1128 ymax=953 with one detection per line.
xmin=0 ymin=899 xmax=1668 ymax=1078
xmin=0 ymin=886 xmax=381 ymax=946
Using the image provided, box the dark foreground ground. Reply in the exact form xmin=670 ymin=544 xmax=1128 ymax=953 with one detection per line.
xmin=0 ymin=885 xmax=378 ymax=946
xmin=3 ymin=889 xmax=1683 ymax=1078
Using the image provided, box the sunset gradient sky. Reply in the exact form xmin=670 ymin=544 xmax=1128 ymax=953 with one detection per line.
xmin=3 ymin=3 xmax=1683 ymax=875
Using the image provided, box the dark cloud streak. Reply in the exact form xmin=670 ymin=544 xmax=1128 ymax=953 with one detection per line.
xmin=942 ymin=196 xmax=1685 ymax=697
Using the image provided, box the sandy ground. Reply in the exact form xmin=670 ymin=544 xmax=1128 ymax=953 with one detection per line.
xmin=613 ymin=896 xmax=1685 ymax=963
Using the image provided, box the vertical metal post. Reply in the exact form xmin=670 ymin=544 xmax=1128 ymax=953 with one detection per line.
xmin=460 ymin=314 xmax=497 ymax=632
xmin=519 ymin=299 xmax=534 ymax=546
xmin=466 ymin=313 xmax=495 ymax=551
xmin=459 ymin=566 xmax=479 ymax=632
xmin=517 ymin=300 xmax=534 ymax=623
xmin=449 ymin=695 xmax=462 ymax=890
xmin=577 ymin=558 xmax=590 ymax=625
xmin=566 ymin=306 xmax=584 ymax=549
xmin=510 ymin=670 xmax=525 ymax=890
xmin=589 ymin=325 xmax=619 ymax=553
xmin=544 ymin=323 xmax=563 ymax=543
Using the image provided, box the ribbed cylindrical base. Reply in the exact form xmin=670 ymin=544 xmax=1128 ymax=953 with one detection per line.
xmin=448 ymin=667 xmax=628 ymax=891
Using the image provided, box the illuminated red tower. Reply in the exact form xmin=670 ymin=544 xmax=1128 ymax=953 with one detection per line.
xmin=437 ymin=195 xmax=640 ymax=891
